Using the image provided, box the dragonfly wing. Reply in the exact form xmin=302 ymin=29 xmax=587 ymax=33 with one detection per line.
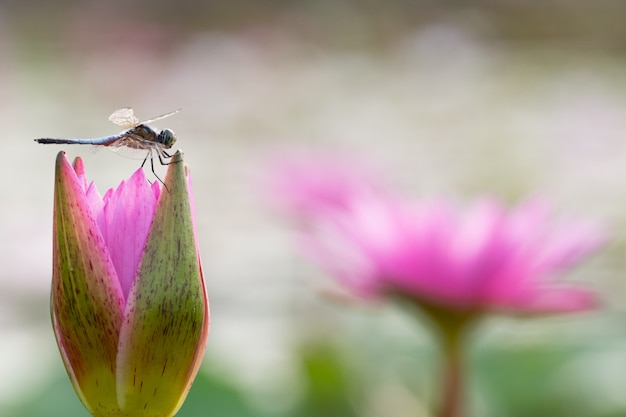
xmin=139 ymin=108 xmax=182 ymax=125
xmin=108 ymin=146 xmax=153 ymax=161
xmin=108 ymin=107 xmax=140 ymax=128
xmin=107 ymin=134 xmax=155 ymax=160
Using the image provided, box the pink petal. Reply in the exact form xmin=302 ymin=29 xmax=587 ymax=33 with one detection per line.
xmin=266 ymin=155 xmax=607 ymax=316
xmin=102 ymin=169 xmax=159 ymax=300
xmin=501 ymin=286 xmax=599 ymax=314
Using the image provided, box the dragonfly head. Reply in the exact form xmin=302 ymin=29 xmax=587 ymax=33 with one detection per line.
xmin=157 ymin=129 xmax=177 ymax=148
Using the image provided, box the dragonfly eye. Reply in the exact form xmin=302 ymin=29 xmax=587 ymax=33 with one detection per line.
xmin=158 ymin=129 xmax=177 ymax=148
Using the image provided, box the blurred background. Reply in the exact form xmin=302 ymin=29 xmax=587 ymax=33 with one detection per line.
xmin=4 ymin=1 xmax=626 ymax=416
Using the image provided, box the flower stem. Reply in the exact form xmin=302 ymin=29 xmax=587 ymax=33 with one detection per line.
xmin=394 ymin=295 xmax=475 ymax=417
xmin=439 ymin=324 xmax=464 ymax=417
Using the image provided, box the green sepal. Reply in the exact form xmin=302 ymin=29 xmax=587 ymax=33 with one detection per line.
xmin=116 ymin=151 xmax=209 ymax=417
xmin=51 ymin=152 xmax=125 ymax=416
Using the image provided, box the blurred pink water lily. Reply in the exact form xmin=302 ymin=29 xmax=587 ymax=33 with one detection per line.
xmin=51 ymin=151 xmax=209 ymax=417
xmin=267 ymin=155 xmax=606 ymax=315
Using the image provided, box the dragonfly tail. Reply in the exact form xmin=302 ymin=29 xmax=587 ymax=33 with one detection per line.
xmin=34 ymin=135 xmax=119 ymax=145
xmin=34 ymin=138 xmax=90 ymax=144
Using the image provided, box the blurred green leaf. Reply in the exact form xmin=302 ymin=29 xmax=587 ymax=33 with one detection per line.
xmin=176 ymin=368 xmax=265 ymax=417
xmin=4 ymin=370 xmax=89 ymax=417
xmin=290 ymin=342 xmax=359 ymax=417
xmin=474 ymin=344 xmax=610 ymax=417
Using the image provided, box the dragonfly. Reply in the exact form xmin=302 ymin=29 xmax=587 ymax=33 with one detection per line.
xmin=34 ymin=107 xmax=181 ymax=185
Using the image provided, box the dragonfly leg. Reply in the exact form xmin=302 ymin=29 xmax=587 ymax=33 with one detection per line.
xmin=140 ymin=153 xmax=149 ymax=169
xmin=141 ymin=150 xmax=178 ymax=190
xmin=150 ymin=155 xmax=168 ymax=189
xmin=157 ymin=149 xmax=180 ymax=166
xmin=140 ymin=151 xmax=168 ymax=189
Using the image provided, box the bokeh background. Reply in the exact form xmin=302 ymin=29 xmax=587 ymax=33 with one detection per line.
xmin=3 ymin=1 xmax=626 ymax=416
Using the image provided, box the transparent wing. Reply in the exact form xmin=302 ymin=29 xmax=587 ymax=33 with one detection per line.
xmin=139 ymin=108 xmax=182 ymax=125
xmin=107 ymin=135 xmax=162 ymax=160
xmin=108 ymin=108 xmax=140 ymax=128
xmin=109 ymin=146 xmax=155 ymax=161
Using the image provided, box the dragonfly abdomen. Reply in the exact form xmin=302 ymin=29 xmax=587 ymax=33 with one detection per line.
xmin=34 ymin=135 xmax=120 ymax=146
